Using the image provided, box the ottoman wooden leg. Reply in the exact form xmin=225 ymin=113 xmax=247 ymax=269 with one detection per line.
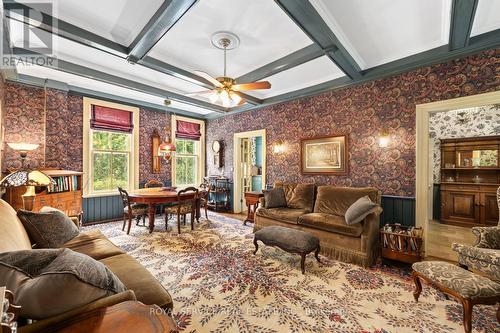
xmin=462 ymin=299 xmax=473 ymax=333
xmin=412 ymin=271 xmax=422 ymax=302
xmin=300 ymin=253 xmax=306 ymax=274
xmin=314 ymin=246 xmax=321 ymax=263
xmin=253 ymin=238 xmax=259 ymax=255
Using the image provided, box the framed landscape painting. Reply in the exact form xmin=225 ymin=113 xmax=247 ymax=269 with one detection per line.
xmin=300 ymin=135 xmax=348 ymax=174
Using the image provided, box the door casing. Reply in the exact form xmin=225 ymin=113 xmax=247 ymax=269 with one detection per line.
xmin=233 ymin=129 xmax=266 ymax=213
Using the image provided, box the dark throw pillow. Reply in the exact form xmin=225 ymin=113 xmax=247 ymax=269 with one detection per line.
xmin=17 ymin=210 xmax=80 ymax=248
xmin=264 ymin=187 xmax=287 ymax=208
xmin=345 ymin=196 xmax=379 ymax=225
xmin=0 ymin=248 xmax=127 ymax=319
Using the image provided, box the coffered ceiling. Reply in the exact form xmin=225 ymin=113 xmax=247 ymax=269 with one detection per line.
xmin=2 ymin=0 xmax=500 ymax=119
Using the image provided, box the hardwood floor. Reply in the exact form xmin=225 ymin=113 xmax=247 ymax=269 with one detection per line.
xmin=426 ymin=219 xmax=476 ymax=261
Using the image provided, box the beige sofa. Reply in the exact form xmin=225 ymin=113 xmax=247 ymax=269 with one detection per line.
xmin=0 ymin=199 xmax=172 ymax=333
xmin=254 ymin=183 xmax=382 ymax=267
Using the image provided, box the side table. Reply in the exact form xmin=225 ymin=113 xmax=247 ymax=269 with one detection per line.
xmin=41 ymin=301 xmax=177 ymax=333
xmin=243 ymin=191 xmax=264 ymax=225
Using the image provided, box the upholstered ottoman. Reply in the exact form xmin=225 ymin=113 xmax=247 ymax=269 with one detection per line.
xmin=412 ymin=261 xmax=500 ymax=333
xmin=253 ymin=226 xmax=320 ymax=274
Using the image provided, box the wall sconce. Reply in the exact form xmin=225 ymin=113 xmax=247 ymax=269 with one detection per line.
xmin=378 ymin=130 xmax=390 ymax=148
xmin=273 ymin=140 xmax=286 ymax=154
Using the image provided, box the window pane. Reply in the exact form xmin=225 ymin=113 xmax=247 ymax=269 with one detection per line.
xmin=175 ymin=139 xmax=186 ymax=154
xmin=92 ymin=132 xmax=110 ymax=150
xmin=186 ymin=156 xmax=196 ymax=184
xmin=176 ymin=157 xmax=186 ymax=185
xmin=185 ymin=140 xmax=195 ymax=154
xmin=112 ymin=153 xmax=129 ymax=189
xmin=176 ymin=156 xmax=196 ymax=186
xmin=110 ymin=133 xmax=129 ymax=151
xmin=93 ymin=152 xmax=111 ymax=191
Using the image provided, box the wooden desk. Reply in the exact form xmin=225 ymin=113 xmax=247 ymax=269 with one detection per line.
xmin=244 ymin=191 xmax=264 ymax=225
xmin=41 ymin=301 xmax=177 ymax=333
xmin=128 ymin=188 xmax=197 ymax=233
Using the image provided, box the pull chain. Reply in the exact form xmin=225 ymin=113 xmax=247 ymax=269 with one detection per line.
xmin=223 ymin=46 xmax=227 ymax=77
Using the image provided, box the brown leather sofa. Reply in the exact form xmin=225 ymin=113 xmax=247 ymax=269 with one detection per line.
xmin=254 ymin=183 xmax=382 ymax=267
xmin=0 ymin=199 xmax=172 ymax=333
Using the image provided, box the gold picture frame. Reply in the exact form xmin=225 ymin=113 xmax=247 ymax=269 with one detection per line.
xmin=300 ymin=135 xmax=348 ymax=175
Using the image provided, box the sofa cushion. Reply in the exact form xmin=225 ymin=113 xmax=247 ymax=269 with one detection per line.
xmin=263 ymin=187 xmax=287 ymax=208
xmin=275 ymin=182 xmax=315 ymax=212
xmin=17 ymin=210 xmax=80 ymax=248
xmin=298 ymin=213 xmax=364 ymax=237
xmin=256 ymin=207 xmax=308 ymax=224
xmin=99 ymin=253 xmax=173 ymax=310
xmin=63 ymin=230 xmax=125 ymax=260
xmin=0 ymin=199 xmax=32 ymax=253
xmin=0 ymin=248 xmax=126 ymax=319
xmin=345 ymin=196 xmax=378 ymax=225
xmin=314 ymin=186 xmax=379 ymax=216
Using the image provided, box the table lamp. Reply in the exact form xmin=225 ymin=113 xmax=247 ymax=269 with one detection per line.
xmin=0 ymin=143 xmax=54 ymax=211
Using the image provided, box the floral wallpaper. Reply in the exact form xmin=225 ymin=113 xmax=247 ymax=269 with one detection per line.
xmin=138 ymin=107 xmax=172 ymax=185
xmin=207 ymin=49 xmax=500 ymax=197
xmin=3 ymin=84 xmax=50 ymax=170
xmin=429 ymin=104 xmax=500 ymax=183
xmin=2 ymin=82 xmax=173 ymax=185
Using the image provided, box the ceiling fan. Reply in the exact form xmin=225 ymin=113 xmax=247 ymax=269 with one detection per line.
xmin=188 ymin=32 xmax=271 ymax=108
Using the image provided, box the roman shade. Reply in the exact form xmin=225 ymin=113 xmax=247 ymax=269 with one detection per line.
xmin=91 ymin=105 xmax=134 ymax=133
xmin=176 ymin=120 xmax=201 ymax=141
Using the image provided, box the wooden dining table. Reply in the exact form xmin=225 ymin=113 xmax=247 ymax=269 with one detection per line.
xmin=127 ymin=187 xmax=200 ymax=233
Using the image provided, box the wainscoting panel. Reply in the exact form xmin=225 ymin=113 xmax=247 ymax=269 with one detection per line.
xmin=380 ymin=195 xmax=415 ymax=227
xmin=83 ymin=195 xmax=123 ymax=224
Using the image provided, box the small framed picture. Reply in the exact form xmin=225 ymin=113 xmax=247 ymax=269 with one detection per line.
xmin=300 ymin=135 xmax=348 ymax=175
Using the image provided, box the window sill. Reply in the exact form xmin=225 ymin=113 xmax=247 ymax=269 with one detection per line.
xmin=83 ymin=191 xmax=121 ymax=199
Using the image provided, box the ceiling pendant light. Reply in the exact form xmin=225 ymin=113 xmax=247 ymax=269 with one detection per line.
xmin=158 ymin=100 xmax=176 ymax=160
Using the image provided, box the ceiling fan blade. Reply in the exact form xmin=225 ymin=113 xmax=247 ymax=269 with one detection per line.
xmin=194 ymin=71 xmax=223 ymax=88
xmin=185 ymin=90 xmax=216 ymax=97
xmin=232 ymin=81 xmax=271 ymax=91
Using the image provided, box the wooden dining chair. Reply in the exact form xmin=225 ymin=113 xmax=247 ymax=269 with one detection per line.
xmin=118 ymin=187 xmax=148 ymax=234
xmin=144 ymin=180 xmax=164 ymax=188
xmin=144 ymin=179 xmax=167 ymax=216
xmin=165 ymin=187 xmax=198 ymax=234
xmin=198 ymin=182 xmax=209 ymax=221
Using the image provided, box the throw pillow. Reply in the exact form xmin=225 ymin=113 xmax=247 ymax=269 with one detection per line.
xmin=0 ymin=248 xmax=127 ymax=319
xmin=264 ymin=187 xmax=287 ymax=208
xmin=345 ymin=196 xmax=379 ymax=225
xmin=17 ymin=210 xmax=80 ymax=248
xmin=40 ymin=206 xmax=80 ymax=228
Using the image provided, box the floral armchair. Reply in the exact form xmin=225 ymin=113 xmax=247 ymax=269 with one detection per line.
xmin=452 ymin=226 xmax=500 ymax=282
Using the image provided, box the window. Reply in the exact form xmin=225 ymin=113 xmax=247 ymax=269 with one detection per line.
xmin=172 ymin=115 xmax=205 ymax=187
xmin=175 ymin=139 xmax=198 ymax=186
xmin=83 ymin=98 xmax=139 ymax=197
xmin=91 ymin=131 xmax=131 ymax=192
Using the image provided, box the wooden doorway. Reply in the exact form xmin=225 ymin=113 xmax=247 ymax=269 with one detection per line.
xmin=233 ymin=129 xmax=266 ymax=213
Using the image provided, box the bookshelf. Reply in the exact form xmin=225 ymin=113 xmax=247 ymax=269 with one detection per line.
xmin=4 ymin=169 xmax=83 ymax=217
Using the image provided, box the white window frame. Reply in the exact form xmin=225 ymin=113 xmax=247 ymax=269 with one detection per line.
xmin=83 ymin=98 xmax=139 ymax=197
xmin=171 ymin=115 xmax=205 ymax=188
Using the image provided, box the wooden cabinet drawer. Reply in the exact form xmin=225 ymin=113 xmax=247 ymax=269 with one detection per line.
xmin=441 ymin=184 xmax=480 ymax=191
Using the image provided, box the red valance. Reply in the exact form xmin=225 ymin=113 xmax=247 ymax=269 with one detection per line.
xmin=176 ymin=120 xmax=201 ymax=141
xmin=91 ymin=105 xmax=134 ymax=133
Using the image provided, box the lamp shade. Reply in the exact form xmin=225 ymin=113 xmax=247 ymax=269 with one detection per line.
xmin=0 ymin=170 xmax=54 ymax=187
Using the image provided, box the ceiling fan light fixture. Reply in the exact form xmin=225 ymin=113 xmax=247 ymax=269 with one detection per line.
xmin=220 ymin=90 xmax=231 ymax=108
xmin=229 ymin=91 xmax=242 ymax=105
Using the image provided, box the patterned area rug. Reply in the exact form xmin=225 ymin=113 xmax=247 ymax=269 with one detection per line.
xmin=85 ymin=213 xmax=499 ymax=333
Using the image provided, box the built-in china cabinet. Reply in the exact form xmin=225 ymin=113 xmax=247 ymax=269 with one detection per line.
xmin=440 ymin=136 xmax=499 ymax=227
